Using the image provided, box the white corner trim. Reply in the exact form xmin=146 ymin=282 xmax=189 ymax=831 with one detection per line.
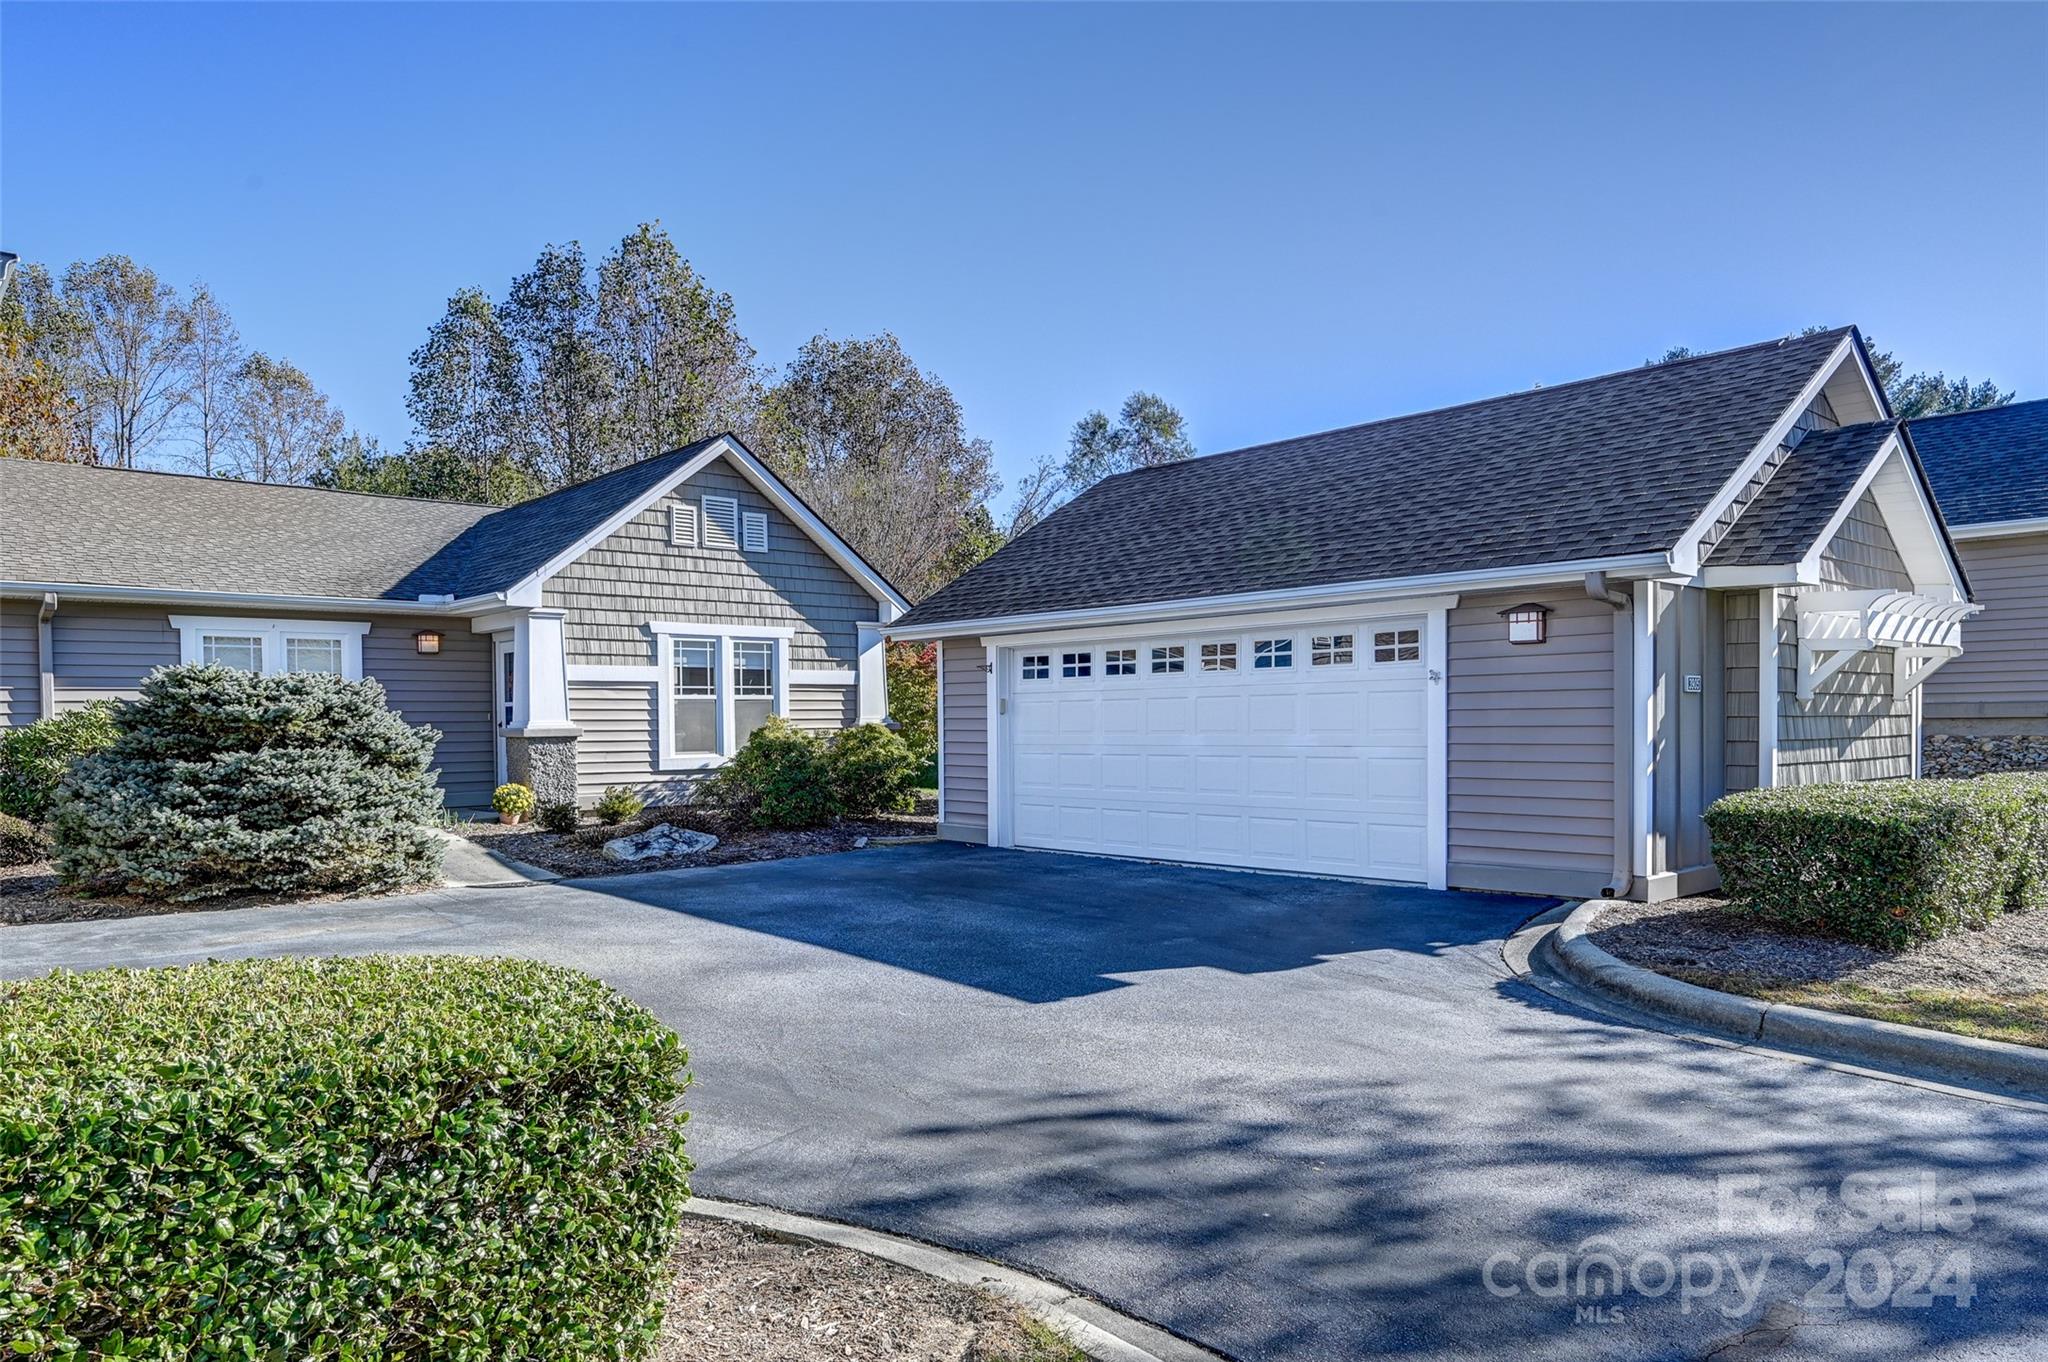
xmin=508 ymin=435 xmax=910 ymax=615
xmin=1948 ymin=515 xmax=2048 ymax=541
xmin=567 ymin=664 xmax=662 ymax=684
xmin=934 ymin=639 xmax=948 ymax=826
xmin=985 ymin=642 xmax=1006 ymax=848
xmin=1670 ymin=333 xmax=1861 ymax=575
xmin=649 ymin=620 xmax=798 ymax=640
xmin=790 ymin=667 xmax=858 ymax=687
xmin=1756 ymin=587 xmax=1780 ymax=788
xmin=167 ymin=614 xmax=373 ymax=680
xmin=1424 ymin=604 xmax=1449 ymax=892
xmin=1630 ymin=581 xmax=1658 ymax=877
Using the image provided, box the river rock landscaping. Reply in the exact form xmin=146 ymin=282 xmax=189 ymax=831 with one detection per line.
xmin=1923 ymin=732 xmax=2048 ymax=778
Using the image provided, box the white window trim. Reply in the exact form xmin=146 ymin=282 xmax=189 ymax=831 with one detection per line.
xmin=168 ymin=615 xmax=371 ymax=679
xmin=651 ymin=621 xmax=792 ymax=770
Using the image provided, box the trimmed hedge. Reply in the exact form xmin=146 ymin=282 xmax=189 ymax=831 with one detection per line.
xmin=0 ymin=702 xmax=120 ymax=821
xmin=51 ymin=666 xmax=443 ymax=902
xmin=1705 ymin=775 xmax=2047 ymax=948
xmin=0 ymin=954 xmax=692 ymax=1359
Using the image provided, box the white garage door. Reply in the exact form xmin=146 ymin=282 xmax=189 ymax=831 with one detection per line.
xmin=1004 ymin=617 xmax=1432 ymax=882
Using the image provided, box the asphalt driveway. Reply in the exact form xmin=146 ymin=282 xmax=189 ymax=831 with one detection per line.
xmin=6 ymin=843 xmax=2046 ymax=1361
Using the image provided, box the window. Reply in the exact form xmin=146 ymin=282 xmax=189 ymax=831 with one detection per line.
xmin=1150 ymin=644 xmax=1185 ymax=674
xmin=1373 ymin=628 xmax=1422 ymax=663
xmin=202 ymin=634 xmax=264 ymax=671
xmin=284 ymin=637 xmax=345 ymax=674
xmin=702 ymin=494 xmax=740 ymax=548
xmin=172 ymin=616 xmax=370 ymax=680
xmin=1022 ymin=654 xmax=1051 ymax=681
xmin=733 ymin=640 xmax=776 ymax=747
xmin=1312 ymin=633 xmax=1355 ymax=666
xmin=1062 ymin=651 xmax=1092 ymax=679
xmin=500 ymin=647 xmax=516 ymax=727
xmin=1104 ymin=647 xmax=1137 ymax=676
xmin=1252 ymin=638 xmax=1293 ymax=669
xmin=669 ymin=503 xmax=698 ymax=547
xmin=742 ymin=510 xmax=769 ymax=553
xmin=671 ymin=638 xmax=718 ymax=754
xmin=1200 ymin=641 xmax=1238 ymax=672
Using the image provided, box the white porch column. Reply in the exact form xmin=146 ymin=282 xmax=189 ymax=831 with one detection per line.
xmin=514 ymin=608 xmax=580 ymax=737
xmin=857 ymin=622 xmax=887 ymax=724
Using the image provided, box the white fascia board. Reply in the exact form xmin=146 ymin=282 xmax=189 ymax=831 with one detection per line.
xmin=1697 ymin=563 xmax=1819 ymax=588
xmin=1866 ymin=449 xmax=1972 ymax=600
xmin=891 ymin=552 xmax=1672 ymax=642
xmin=1670 ymin=333 xmax=1862 ymax=576
xmin=0 ymin=582 xmax=461 ymax=615
xmin=507 ymin=435 xmax=911 ymax=615
xmin=987 ymin=595 xmax=1461 ymax=650
xmin=1948 ymin=515 xmax=2048 ymax=541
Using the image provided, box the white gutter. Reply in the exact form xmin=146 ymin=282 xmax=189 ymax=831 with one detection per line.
xmin=0 ymin=581 xmax=509 ymax=616
xmin=1948 ymin=515 xmax=2048 ymax=541
xmin=892 ymin=551 xmax=1674 ymax=641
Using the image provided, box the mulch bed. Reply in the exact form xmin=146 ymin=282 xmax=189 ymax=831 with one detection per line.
xmin=0 ymin=862 xmax=407 ymax=929
xmin=1588 ymin=897 xmax=2048 ymax=997
xmin=658 ymin=1216 xmax=1081 ymax=1362
xmin=456 ymin=799 xmax=938 ymax=880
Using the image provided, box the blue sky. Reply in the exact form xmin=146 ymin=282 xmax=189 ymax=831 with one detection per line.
xmin=5 ymin=3 xmax=2043 ymax=510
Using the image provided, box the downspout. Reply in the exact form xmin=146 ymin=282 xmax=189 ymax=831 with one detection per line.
xmin=1585 ymin=573 xmax=1634 ymax=899
xmin=36 ymin=592 xmax=57 ymax=721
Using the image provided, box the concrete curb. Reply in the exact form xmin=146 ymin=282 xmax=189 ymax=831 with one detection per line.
xmin=1544 ymin=899 xmax=2048 ymax=1099
xmin=434 ymin=830 xmax=562 ymax=888
xmin=681 ymin=1197 xmax=1230 ymax=1362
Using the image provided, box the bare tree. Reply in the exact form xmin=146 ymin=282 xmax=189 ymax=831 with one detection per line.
xmin=224 ymin=353 xmax=344 ymax=484
xmin=183 ymin=283 xmax=244 ymax=475
xmin=60 ymin=255 xmax=194 ymax=467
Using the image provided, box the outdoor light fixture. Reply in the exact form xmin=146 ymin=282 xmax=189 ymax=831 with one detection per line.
xmin=1499 ymin=603 xmax=1552 ymax=645
xmin=413 ymin=629 xmax=443 ymax=656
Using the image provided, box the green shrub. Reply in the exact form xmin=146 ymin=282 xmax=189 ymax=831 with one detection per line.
xmin=0 ymin=701 xmax=119 ymax=821
xmin=595 ymin=784 xmax=645 ymax=824
xmin=828 ymin=722 xmax=920 ymax=818
xmin=1975 ymin=771 xmax=2048 ymax=914
xmin=494 ymin=781 xmax=537 ymax=822
xmin=696 ymin=716 xmax=836 ymax=829
xmin=1706 ymin=778 xmax=2037 ymax=948
xmin=50 ymin=665 xmax=444 ymax=902
xmin=0 ymin=812 xmax=49 ymax=868
xmin=0 ymin=954 xmax=692 ymax=1359
xmin=538 ymin=800 xmax=581 ymax=833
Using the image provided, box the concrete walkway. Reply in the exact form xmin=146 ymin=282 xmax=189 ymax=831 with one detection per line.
xmin=5 ymin=844 xmax=2044 ymax=1362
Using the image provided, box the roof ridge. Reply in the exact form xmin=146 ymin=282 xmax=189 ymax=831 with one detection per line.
xmin=0 ymin=459 xmax=497 ymax=513
xmin=471 ymin=433 xmax=727 ymax=521
xmin=1099 ymin=327 xmax=1854 ymax=489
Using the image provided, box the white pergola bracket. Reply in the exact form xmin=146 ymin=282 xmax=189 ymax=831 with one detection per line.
xmin=1796 ymin=638 xmax=1869 ymax=702
xmin=1793 ymin=589 xmax=1979 ymax=704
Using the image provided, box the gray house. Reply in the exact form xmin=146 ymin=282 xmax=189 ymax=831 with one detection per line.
xmin=893 ymin=328 xmax=1976 ymax=901
xmin=1908 ymin=399 xmax=2048 ymax=758
xmin=0 ymin=435 xmax=907 ymax=810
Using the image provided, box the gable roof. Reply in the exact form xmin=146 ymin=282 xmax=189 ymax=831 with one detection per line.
xmin=897 ymin=328 xmax=1853 ymax=630
xmin=1708 ymin=421 xmax=1899 ymax=567
xmin=0 ymin=434 xmax=906 ymax=610
xmin=1907 ymin=399 xmax=2048 ymax=529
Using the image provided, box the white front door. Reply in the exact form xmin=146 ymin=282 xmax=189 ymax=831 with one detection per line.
xmin=493 ymin=636 xmax=516 ymax=786
xmin=1002 ymin=617 xmax=1434 ymax=882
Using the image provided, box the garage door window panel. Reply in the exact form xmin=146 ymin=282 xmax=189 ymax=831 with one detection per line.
xmin=1022 ymin=654 xmax=1051 ymax=681
xmin=1373 ymin=628 xmax=1421 ymax=663
xmin=1312 ymin=633 xmax=1355 ymax=666
xmin=1062 ymin=651 xmax=1092 ymax=679
xmin=1200 ymin=641 xmax=1238 ymax=672
xmin=1150 ymin=645 xmax=1185 ymax=674
xmin=1105 ymin=648 xmax=1138 ymax=676
xmin=1253 ymin=638 xmax=1294 ymax=669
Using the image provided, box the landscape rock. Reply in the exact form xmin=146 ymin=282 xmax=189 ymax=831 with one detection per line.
xmin=1921 ymin=733 xmax=2048 ymax=779
xmin=603 ymin=824 xmax=720 ymax=862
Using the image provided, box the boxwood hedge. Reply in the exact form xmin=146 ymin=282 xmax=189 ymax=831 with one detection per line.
xmin=1 ymin=955 xmax=692 ymax=1359
xmin=1705 ymin=775 xmax=2048 ymax=948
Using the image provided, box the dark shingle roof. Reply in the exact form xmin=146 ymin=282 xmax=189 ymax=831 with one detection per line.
xmin=1708 ymin=421 xmax=1898 ymax=566
xmin=1907 ymin=399 xmax=2048 ymax=527
xmin=0 ymin=436 xmax=724 ymax=601
xmin=898 ymin=329 xmax=1852 ymax=628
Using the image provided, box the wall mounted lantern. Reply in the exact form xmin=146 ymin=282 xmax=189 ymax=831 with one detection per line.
xmin=1499 ymin=602 xmax=1552 ymax=645
xmin=413 ymin=629 xmax=444 ymax=656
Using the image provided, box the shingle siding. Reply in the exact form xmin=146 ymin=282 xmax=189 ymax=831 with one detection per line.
xmin=1817 ymin=489 xmax=1912 ymax=589
xmin=1723 ymin=592 xmax=1760 ymax=792
xmin=1924 ymin=533 xmax=2048 ymax=724
xmin=1773 ymin=594 xmax=1914 ymax=785
xmin=545 ymin=458 xmax=880 ymax=670
xmin=1446 ymin=590 xmax=1616 ymax=889
xmin=938 ymin=640 xmax=988 ymax=836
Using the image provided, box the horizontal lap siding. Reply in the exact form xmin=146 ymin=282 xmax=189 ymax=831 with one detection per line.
xmin=568 ymin=683 xmax=676 ymax=803
xmin=364 ymin=621 xmax=495 ymax=809
xmin=940 ymin=640 xmax=988 ymax=834
xmin=1925 ymin=533 xmax=2048 ymax=722
xmin=788 ymin=685 xmax=855 ymax=734
xmin=51 ymin=607 xmax=177 ymax=710
xmin=0 ymin=601 xmax=38 ymax=726
xmin=1447 ymin=591 xmax=1615 ymax=882
xmin=545 ymin=459 xmax=880 ymax=670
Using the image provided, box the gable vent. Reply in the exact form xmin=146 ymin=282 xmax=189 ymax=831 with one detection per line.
xmin=742 ymin=510 xmax=768 ymax=553
xmin=669 ymin=502 xmax=698 ymax=548
xmin=702 ymin=494 xmax=739 ymax=549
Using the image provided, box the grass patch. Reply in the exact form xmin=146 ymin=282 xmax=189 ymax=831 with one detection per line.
xmin=999 ymin=1319 xmax=1092 ymax=1362
xmin=1672 ymin=970 xmax=2048 ymax=1048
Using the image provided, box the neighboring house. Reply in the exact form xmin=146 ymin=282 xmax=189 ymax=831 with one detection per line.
xmin=894 ymin=328 xmax=1976 ymax=901
xmin=0 ymin=435 xmax=907 ymax=810
xmin=1907 ymin=399 xmax=2048 ymax=755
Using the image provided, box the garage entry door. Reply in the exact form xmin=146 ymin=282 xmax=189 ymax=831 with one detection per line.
xmin=1004 ymin=616 xmax=1433 ymax=882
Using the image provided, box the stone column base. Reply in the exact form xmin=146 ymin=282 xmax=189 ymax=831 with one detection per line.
xmin=505 ymin=732 xmax=580 ymax=807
